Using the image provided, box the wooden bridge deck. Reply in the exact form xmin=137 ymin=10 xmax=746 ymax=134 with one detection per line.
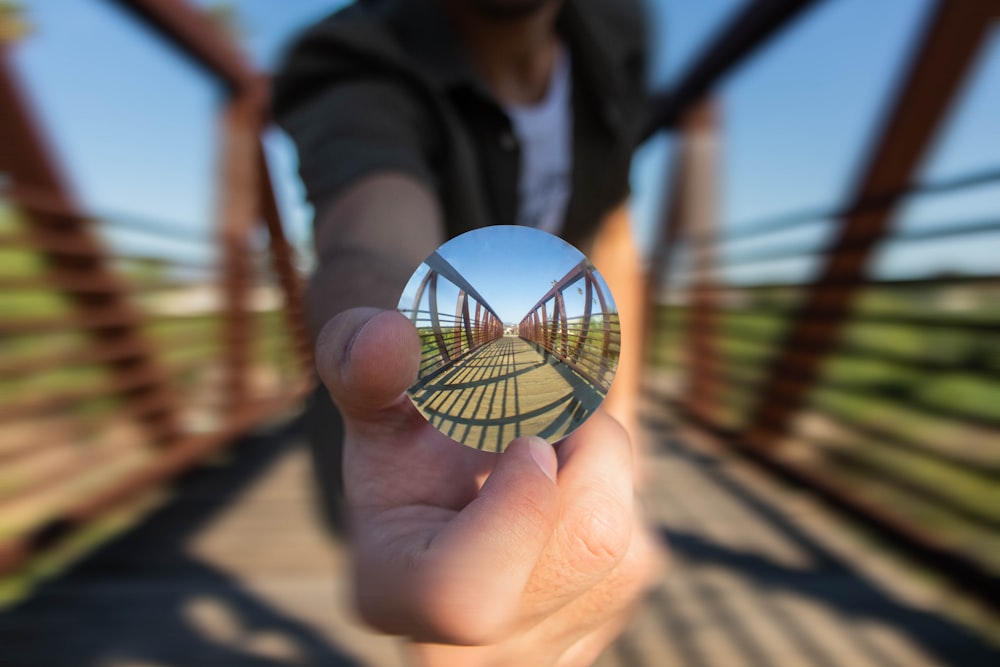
xmin=0 ymin=401 xmax=997 ymax=666
xmin=411 ymin=336 xmax=604 ymax=452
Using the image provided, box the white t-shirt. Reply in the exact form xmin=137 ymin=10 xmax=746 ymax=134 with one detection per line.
xmin=506 ymin=47 xmax=573 ymax=236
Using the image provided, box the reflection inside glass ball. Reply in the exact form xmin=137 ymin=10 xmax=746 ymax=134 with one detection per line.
xmin=397 ymin=226 xmax=620 ymax=452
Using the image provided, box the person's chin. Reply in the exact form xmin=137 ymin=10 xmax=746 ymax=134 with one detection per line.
xmin=466 ymin=0 xmax=556 ymax=21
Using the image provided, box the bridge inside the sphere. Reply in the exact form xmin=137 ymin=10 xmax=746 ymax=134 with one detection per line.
xmin=403 ymin=254 xmax=620 ymax=451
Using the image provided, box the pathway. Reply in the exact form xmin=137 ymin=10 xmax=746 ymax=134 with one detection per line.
xmin=411 ymin=336 xmax=604 ymax=451
xmin=0 ymin=410 xmax=997 ymax=666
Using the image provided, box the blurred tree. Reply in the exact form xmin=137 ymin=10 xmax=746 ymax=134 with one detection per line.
xmin=0 ymin=0 xmax=31 ymax=44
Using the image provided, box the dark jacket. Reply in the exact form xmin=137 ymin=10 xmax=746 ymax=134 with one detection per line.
xmin=273 ymin=0 xmax=649 ymax=253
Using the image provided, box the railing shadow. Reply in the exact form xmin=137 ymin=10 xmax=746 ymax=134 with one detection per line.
xmin=641 ymin=415 xmax=1000 ymax=667
xmin=414 ymin=337 xmax=603 ymax=449
xmin=0 ymin=419 xmax=362 ymax=667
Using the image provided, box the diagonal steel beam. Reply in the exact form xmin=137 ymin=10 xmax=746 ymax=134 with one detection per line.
xmin=105 ymin=0 xmax=254 ymax=93
xmin=643 ymin=0 xmax=824 ymax=139
xmin=642 ymin=100 xmax=719 ymax=391
xmin=0 ymin=45 xmax=182 ymax=444
xmin=424 ymin=250 xmax=503 ymax=321
xmin=741 ymin=0 xmax=999 ymax=449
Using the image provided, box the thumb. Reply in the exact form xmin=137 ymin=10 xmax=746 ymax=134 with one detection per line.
xmin=412 ymin=436 xmax=560 ymax=643
xmin=315 ymin=308 xmax=421 ymax=421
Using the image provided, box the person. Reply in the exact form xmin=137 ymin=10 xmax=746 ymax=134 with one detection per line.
xmin=273 ymin=0 xmax=663 ymax=664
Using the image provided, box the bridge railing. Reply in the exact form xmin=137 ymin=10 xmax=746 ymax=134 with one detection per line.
xmin=403 ymin=251 xmax=504 ymax=384
xmin=0 ymin=0 xmax=312 ymax=596
xmin=518 ymin=260 xmax=619 ymax=393
xmin=642 ymin=0 xmax=1000 ymax=611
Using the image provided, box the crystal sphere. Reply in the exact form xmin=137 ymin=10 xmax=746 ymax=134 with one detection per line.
xmin=397 ymin=226 xmax=620 ymax=452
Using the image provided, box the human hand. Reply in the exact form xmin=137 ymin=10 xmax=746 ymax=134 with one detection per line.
xmin=316 ymin=308 xmax=664 ymax=667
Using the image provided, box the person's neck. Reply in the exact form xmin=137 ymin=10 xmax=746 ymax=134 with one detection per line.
xmin=443 ymin=1 xmax=563 ymax=106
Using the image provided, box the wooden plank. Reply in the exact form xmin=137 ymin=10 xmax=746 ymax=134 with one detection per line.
xmin=411 ymin=337 xmax=606 ymax=451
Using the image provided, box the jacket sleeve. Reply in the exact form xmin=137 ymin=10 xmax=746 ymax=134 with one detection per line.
xmin=274 ymin=77 xmax=440 ymax=210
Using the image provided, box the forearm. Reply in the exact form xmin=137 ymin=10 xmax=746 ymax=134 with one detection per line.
xmin=305 ymin=173 xmax=446 ymax=341
xmin=306 ymin=248 xmax=421 ymax=340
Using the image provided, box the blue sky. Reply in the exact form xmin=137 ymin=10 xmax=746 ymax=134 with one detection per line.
xmin=10 ymin=0 xmax=1000 ymax=283
xmin=399 ymin=226 xmax=608 ymax=324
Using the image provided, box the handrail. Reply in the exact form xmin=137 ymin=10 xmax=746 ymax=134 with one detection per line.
xmin=422 ymin=251 xmax=503 ymax=322
xmin=404 ymin=261 xmax=504 ymax=384
xmin=642 ymin=0 xmax=824 ymax=139
xmin=0 ymin=1 xmax=312 ymax=584
xmin=722 ymin=167 xmax=1000 ymax=244
xmin=518 ymin=261 xmax=618 ymax=393
xmin=643 ymin=0 xmax=1000 ymax=610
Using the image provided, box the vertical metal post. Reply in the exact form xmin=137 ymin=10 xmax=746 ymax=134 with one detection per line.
xmin=547 ymin=299 xmax=559 ymax=352
xmin=218 ymin=89 xmax=261 ymax=414
xmin=453 ymin=290 xmax=465 ymax=358
xmin=741 ymin=0 xmax=997 ymax=449
xmin=592 ymin=274 xmax=612 ymax=376
xmin=428 ymin=272 xmax=450 ymax=364
xmin=461 ymin=294 xmax=473 ymax=351
xmin=642 ymin=123 xmax=692 ymax=363
xmin=556 ymin=291 xmax=569 ymax=356
xmin=256 ymin=140 xmax=311 ymax=372
xmin=572 ymin=273 xmax=593 ymax=362
xmin=540 ymin=302 xmax=548 ymax=348
xmin=681 ymin=100 xmax=722 ymax=423
xmin=0 ymin=45 xmax=180 ymax=443
xmin=474 ymin=301 xmax=482 ymax=347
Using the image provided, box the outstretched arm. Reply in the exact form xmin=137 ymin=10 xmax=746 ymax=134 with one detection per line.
xmin=308 ymin=174 xmax=662 ymax=666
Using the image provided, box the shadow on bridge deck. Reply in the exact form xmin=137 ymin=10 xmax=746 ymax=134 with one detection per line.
xmin=411 ymin=336 xmax=605 ymax=451
xmin=1 ymin=408 xmax=997 ymax=666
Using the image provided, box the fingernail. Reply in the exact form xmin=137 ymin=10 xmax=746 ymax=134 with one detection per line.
xmin=343 ymin=312 xmax=378 ymax=371
xmin=527 ymin=437 xmax=558 ymax=483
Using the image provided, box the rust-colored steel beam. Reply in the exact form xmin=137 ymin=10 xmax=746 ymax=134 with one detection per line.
xmin=104 ymin=0 xmax=254 ymax=93
xmin=405 ymin=264 xmax=505 ymax=386
xmin=642 ymin=148 xmax=686 ymax=326
xmin=741 ymin=0 xmax=998 ymax=449
xmin=427 ymin=272 xmax=451 ymax=365
xmin=643 ymin=0 xmax=824 ymax=139
xmin=256 ymin=140 xmax=312 ymax=371
xmin=518 ymin=262 xmax=618 ymax=392
xmin=669 ymin=100 xmax=723 ymax=424
xmin=0 ymin=45 xmax=181 ymax=444
xmin=453 ymin=290 xmax=467 ymax=358
xmin=218 ymin=89 xmax=263 ymax=414
xmin=571 ymin=274 xmax=593 ymax=363
xmin=461 ymin=292 xmax=474 ymax=351
xmin=643 ymin=100 xmax=721 ymax=400
xmin=474 ymin=301 xmax=483 ymax=347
